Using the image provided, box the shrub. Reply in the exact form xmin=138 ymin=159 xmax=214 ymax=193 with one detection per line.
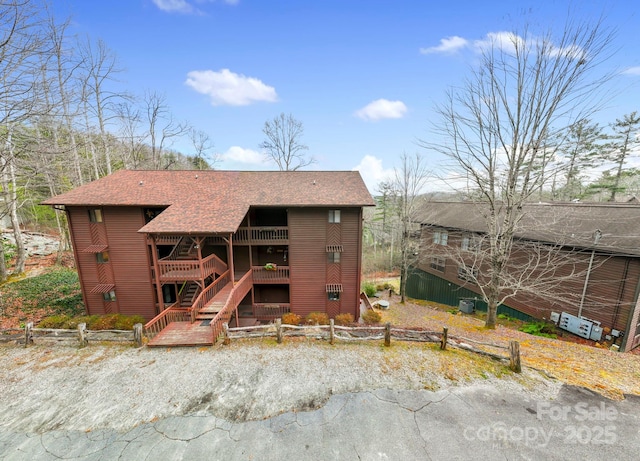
xmin=38 ymin=314 xmax=145 ymax=330
xmin=37 ymin=314 xmax=71 ymax=328
xmin=306 ymin=312 xmax=330 ymax=325
xmin=362 ymin=309 xmax=382 ymax=325
xmin=282 ymin=312 xmax=301 ymax=325
xmin=334 ymin=313 xmax=354 ymax=326
xmin=375 ymin=282 xmax=394 ymax=291
xmin=519 ymin=321 xmax=557 ymax=339
xmin=362 ymin=281 xmax=376 ymax=297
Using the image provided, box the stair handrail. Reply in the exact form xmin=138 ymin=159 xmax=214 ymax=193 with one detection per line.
xmin=210 ymin=270 xmax=253 ymax=339
xmin=190 ymin=270 xmax=231 ymax=323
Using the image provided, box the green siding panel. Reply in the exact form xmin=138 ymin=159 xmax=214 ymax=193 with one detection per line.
xmin=406 ymin=267 xmax=533 ymax=322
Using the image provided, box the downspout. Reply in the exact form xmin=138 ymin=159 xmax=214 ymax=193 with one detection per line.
xmin=228 ymin=233 xmax=235 ymax=287
xmin=356 ymin=207 xmax=364 ymax=319
xmin=578 ymin=229 xmax=601 ymax=318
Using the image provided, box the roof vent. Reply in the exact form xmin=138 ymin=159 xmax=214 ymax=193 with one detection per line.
xmin=195 ymin=174 xmax=198 ymax=179
xmin=139 ymin=181 xmax=144 ymax=186
xmin=312 ymin=180 xmax=316 ymax=185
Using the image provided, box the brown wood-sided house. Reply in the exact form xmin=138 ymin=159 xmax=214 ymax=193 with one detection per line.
xmin=413 ymin=202 xmax=640 ymax=352
xmin=44 ymin=170 xmax=374 ymax=346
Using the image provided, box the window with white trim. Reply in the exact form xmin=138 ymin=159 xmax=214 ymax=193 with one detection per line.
xmin=430 ymin=257 xmax=445 ymax=272
xmin=328 ymin=210 xmax=341 ymax=223
xmin=433 ymin=230 xmax=448 ymax=246
xmin=96 ymin=251 xmax=110 ymax=263
xmin=102 ymin=290 xmax=116 ymax=302
xmin=89 ymin=209 xmax=103 ymax=223
xmin=457 ymin=265 xmax=478 ymax=282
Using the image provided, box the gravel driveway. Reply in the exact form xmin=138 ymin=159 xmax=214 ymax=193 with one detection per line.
xmin=0 ymin=340 xmax=561 ymax=434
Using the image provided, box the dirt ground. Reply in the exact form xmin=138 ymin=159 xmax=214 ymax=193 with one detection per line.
xmin=375 ymin=294 xmax=640 ymax=400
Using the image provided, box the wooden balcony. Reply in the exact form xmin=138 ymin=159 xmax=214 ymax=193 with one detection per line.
xmin=158 ymin=254 xmax=227 ymax=282
xmin=253 ymin=303 xmax=290 ymax=320
xmin=252 ymin=265 xmax=290 ymax=283
xmin=234 ymin=227 xmax=288 ymax=245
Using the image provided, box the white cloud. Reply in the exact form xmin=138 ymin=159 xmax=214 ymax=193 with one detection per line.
xmin=185 ymin=69 xmax=278 ymax=106
xmin=354 ymin=99 xmax=407 ymax=122
xmin=622 ymin=66 xmax=640 ymax=76
xmin=152 ymin=0 xmax=193 ymax=13
xmin=152 ymin=0 xmax=239 ymax=14
xmin=221 ymin=146 xmax=266 ymax=165
xmin=352 ymin=155 xmax=394 ymax=193
xmin=420 ymin=36 xmax=468 ymax=55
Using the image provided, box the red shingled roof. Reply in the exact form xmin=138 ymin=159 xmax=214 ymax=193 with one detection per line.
xmin=43 ymin=170 xmax=374 ymax=234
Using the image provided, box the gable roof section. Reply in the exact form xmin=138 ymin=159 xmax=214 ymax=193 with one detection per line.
xmin=416 ymin=201 xmax=640 ymax=257
xmin=43 ymin=170 xmax=375 ymax=234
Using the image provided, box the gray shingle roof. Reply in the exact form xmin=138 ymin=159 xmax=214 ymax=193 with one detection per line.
xmin=417 ymin=201 xmax=640 ymax=257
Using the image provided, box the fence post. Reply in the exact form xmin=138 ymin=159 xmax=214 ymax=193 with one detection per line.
xmin=384 ymin=322 xmax=391 ymax=347
xmin=509 ymin=340 xmax=521 ymax=373
xmin=223 ymin=322 xmax=230 ymax=345
xmin=329 ymin=319 xmax=335 ymax=345
xmin=440 ymin=326 xmax=448 ymax=350
xmin=24 ymin=322 xmax=33 ymax=347
xmin=276 ymin=318 xmax=283 ymax=344
xmin=133 ymin=323 xmax=143 ymax=348
xmin=78 ymin=323 xmax=88 ymax=347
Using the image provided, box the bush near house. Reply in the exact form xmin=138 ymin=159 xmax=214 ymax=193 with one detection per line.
xmin=362 ymin=309 xmax=382 ymax=325
xmin=281 ymin=312 xmax=302 ymax=325
xmin=306 ymin=312 xmax=330 ymax=325
xmin=334 ymin=313 xmax=354 ymax=325
xmin=38 ymin=313 xmax=146 ymax=330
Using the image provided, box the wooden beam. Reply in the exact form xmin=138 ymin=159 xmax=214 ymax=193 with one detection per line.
xmin=150 ymin=235 xmax=164 ymax=312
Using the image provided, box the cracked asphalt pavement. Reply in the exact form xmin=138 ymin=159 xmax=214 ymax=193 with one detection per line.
xmin=1 ymin=343 xmax=639 ymax=460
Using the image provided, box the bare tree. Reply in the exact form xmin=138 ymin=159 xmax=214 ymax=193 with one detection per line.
xmin=260 ymin=113 xmax=314 ymax=171
xmin=143 ymin=91 xmax=189 ymax=170
xmin=189 ymin=128 xmax=216 ymax=170
xmin=392 ymin=153 xmax=431 ymax=303
xmin=0 ymin=0 xmax=50 ymax=279
xmin=425 ymin=20 xmax=614 ymax=328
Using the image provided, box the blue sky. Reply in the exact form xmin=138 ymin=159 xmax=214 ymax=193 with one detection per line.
xmin=54 ymin=0 xmax=640 ymax=193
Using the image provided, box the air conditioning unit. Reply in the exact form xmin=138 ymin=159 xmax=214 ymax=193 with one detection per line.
xmin=458 ymin=299 xmax=475 ymax=314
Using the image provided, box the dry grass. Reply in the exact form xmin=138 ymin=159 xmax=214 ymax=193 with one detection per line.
xmin=378 ymin=296 xmax=640 ymax=400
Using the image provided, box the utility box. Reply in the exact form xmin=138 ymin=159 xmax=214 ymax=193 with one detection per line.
xmin=458 ymin=299 xmax=475 ymax=314
xmin=558 ymin=312 xmax=602 ymax=341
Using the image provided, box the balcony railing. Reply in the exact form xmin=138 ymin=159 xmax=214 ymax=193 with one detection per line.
xmin=144 ymin=304 xmax=189 ymax=339
xmin=253 ymin=303 xmax=291 ymax=320
xmin=252 ymin=265 xmax=290 ymax=283
xmin=158 ymin=254 xmax=227 ymax=281
xmin=234 ymin=227 xmax=288 ymax=244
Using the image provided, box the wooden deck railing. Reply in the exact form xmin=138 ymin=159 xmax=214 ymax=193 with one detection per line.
xmin=210 ymin=270 xmax=253 ymax=339
xmin=251 ymin=265 xmax=290 ymax=283
xmin=144 ymin=305 xmax=190 ymax=339
xmin=190 ymin=271 xmax=231 ymax=323
xmin=234 ymin=227 xmax=288 ymax=244
xmin=158 ymin=254 xmax=227 ymax=281
xmin=151 ymin=235 xmax=181 ymax=246
xmin=253 ymin=303 xmax=291 ymax=319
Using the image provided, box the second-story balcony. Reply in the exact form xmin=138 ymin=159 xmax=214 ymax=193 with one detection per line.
xmin=252 ymin=265 xmax=290 ymax=283
xmin=158 ymin=254 xmax=227 ymax=282
xmin=234 ymin=227 xmax=288 ymax=245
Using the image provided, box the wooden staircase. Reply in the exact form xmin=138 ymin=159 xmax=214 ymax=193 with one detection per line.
xmin=194 ymin=284 xmax=233 ymax=323
xmin=180 ymin=282 xmax=200 ymax=307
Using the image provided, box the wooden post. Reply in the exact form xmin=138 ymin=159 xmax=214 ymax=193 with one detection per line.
xmin=24 ymin=322 xmax=33 ymax=347
xmin=223 ymin=322 xmax=230 ymax=345
xmin=440 ymin=326 xmax=448 ymax=350
xmin=276 ymin=318 xmax=283 ymax=344
xmin=509 ymin=340 xmax=521 ymax=373
xmin=133 ymin=323 xmax=143 ymax=348
xmin=384 ymin=322 xmax=391 ymax=347
xmin=329 ymin=319 xmax=335 ymax=345
xmin=78 ymin=323 xmax=88 ymax=347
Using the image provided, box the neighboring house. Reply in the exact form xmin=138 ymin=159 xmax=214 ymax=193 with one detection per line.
xmin=44 ymin=170 xmax=374 ymax=346
xmin=411 ymin=201 xmax=640 ymax=352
